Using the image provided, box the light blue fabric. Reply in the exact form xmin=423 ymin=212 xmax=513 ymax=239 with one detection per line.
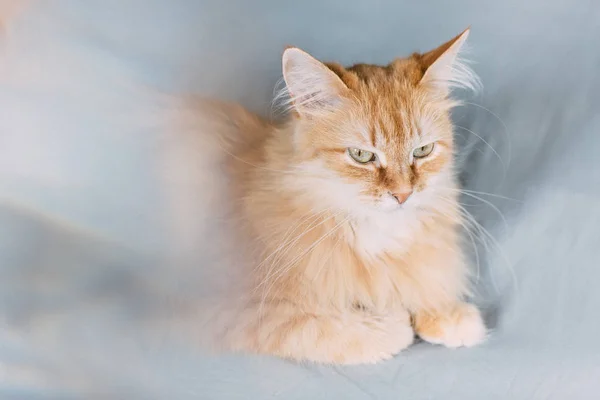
xmin=1 ymin=1 xmax=599 ymax=398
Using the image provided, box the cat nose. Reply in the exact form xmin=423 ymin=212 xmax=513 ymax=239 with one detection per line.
xmin=391 ymin=189 xmax=413 ymax=204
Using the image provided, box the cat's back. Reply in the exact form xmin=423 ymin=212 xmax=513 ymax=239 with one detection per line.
xmin=159 ymin=97 xmax=269 ymax=286
xmin=189 ymin=98 xmax=270 ymax=151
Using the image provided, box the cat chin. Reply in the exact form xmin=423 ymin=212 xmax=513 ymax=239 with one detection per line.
xmin=347 ymin=202 xmax=413 ymax=220
xmin=370 ymin=204 xmax=403 ymax=215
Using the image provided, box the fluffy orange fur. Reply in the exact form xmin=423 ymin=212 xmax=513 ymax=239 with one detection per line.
xmin=208 ymin=29 xmax=486 ymax=364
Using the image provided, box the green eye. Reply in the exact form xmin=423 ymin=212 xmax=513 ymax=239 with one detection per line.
xmin=413 ymin=143 xmax=435 ymax=159
xmin=348 ymin=148 xmax=375 ymax=163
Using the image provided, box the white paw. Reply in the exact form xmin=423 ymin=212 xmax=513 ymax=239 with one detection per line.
xmin=421 ymin=304 xmax=487 ymax=348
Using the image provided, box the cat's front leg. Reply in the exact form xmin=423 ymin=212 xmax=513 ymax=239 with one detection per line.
xmin=412 ymin=303 xmax=487 ymax=348
xmin=223 ymin=299 xmax=415 ymax=364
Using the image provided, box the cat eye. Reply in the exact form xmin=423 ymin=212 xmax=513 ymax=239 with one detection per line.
xmin=413 ymin=143 xmax=435 ymax=159
xmin=348 ymin=148 xmax=375 ymax=163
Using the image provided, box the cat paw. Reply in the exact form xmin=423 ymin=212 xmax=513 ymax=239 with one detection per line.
xmin=414 ymin=303 xmax=486 ymax=348
xmin=230 ymin=302 xmax=416 ymax=365
xmin=280 ymin=310 xmax=414 ymax=365
xmin=333 ymin=321 xmax=415 ymax=365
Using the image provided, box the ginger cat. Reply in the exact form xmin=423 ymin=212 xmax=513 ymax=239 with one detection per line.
xmin=203 ymin=29 xmax=486 ymax=364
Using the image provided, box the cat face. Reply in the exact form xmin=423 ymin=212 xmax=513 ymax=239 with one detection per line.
xmin=282 ymin=29 xmax=476 ymax=216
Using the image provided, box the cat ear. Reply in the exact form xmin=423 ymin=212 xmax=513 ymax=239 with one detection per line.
xmin=419 ymin=28 xmax=479 ymax=92
xmin=282 ymin=47 xmax=349 ymax=116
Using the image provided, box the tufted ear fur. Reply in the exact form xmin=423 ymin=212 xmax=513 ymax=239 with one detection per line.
xmin=419 ymin=28 xmax=480 ymax=92
xmin=281 ymin=47 xmax=350 ymax=116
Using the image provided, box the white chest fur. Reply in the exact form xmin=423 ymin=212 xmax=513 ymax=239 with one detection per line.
xmin=347 ymin=210 xmax=422 ymax=258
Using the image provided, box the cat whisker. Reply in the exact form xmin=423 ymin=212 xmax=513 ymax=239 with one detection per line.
xmin=453 ymin=200 xmax=518 ymax=297
xmin=457 ymin=188 xmax=521 ymax=202
xmin=257 ymin=210 xmax=337 ymax=300
xmin=462 ymin=217 xmax=481 ymax=284
xmin=258 ymin=214 xmax=350 ymax=319
xmin=437 ymin=186 xmax=510 ymax=231
xmin=262 ymin=212 xmax=348 ymax=295
xmin=463 ymin=101 xmax=513 ymax=168
xmin=434 ymin=194 xmax=517 ymax=297
xmin=457 ymin=191 xmax=509 ymax=232
xmin=431 ymin=198 xmax=482 ymax=285
xmin=311 ymin=226 xmax=344 ymax=283
xmin=253 ymin=209 xmax=342 ymax=317
xmin=455 ymin=125 xmax=507 ymax=177
xmin=455 ymin=205 xmax=496 ymax=289
xmin=462 ymin=210 xmax=514 ymax=296
xmin=254 ymin=208 xmax=330 ymax=274
xmin=254 ymin=209 xmax=338 ymax=310
xmin=439 ymin=186 xmax=521 ymax=202
xmin=258 ymin=209 xmax=338 ymax=271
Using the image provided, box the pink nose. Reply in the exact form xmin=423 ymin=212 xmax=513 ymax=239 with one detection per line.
xmin=392 ymin=190 xmax=413 ymax=204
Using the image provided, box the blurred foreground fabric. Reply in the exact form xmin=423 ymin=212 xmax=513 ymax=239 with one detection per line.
xmin=1 ymin=1 xmax=599 ymax=399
